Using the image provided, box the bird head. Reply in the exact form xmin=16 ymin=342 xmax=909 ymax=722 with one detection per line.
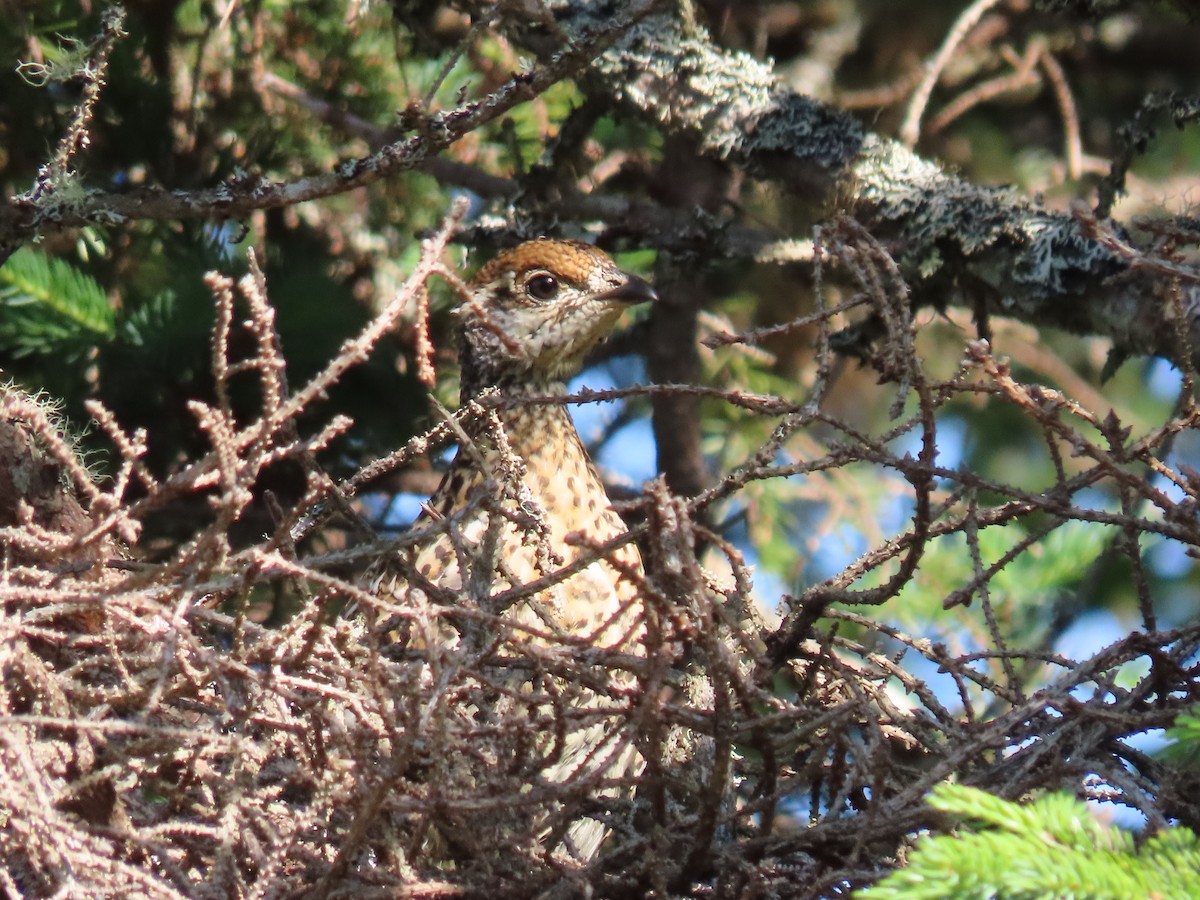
xmin=458 ymin=239 xmax=656 ymax=392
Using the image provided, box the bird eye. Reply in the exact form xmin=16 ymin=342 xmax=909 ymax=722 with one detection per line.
xmin=526 ymin=273 xmax=560 ymax=301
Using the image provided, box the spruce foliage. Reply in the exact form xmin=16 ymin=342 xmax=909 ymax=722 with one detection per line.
xmin=0 ymin=247 xmax=113 ymax=357
xmin=865 ymin=784 xmax=1200 ymax=900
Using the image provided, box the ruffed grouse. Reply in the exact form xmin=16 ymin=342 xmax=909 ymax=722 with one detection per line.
xmin=386 ymin=239 xmax=656 ymax=862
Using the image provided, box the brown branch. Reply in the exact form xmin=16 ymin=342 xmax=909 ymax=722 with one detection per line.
xmin=0 ymin=0 xmax=661 ymax=251
xmin=486 ymin=0 xmax=1200 ymax=370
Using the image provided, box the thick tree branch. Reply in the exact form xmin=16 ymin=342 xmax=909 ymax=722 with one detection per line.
xmin=527 ymin=2 xmax=1200 ymax=370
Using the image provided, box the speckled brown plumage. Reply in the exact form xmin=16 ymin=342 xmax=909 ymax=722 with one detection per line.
xmin=384 ymin=239 xmax=656 ymax=861
xmin=399 ymin=240 xmax=655 ymax=645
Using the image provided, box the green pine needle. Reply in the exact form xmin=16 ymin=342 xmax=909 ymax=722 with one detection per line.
xmin=862 ymin=784 xmax=1200 ymax=900
xmin=0 ymin=247 xmax=115 ymax=356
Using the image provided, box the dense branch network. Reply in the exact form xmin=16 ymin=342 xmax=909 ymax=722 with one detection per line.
xmin=3 ymin=3 xmax=1200 ymax=898
xmin=2 ymin=194 xmax=1198 ymax=894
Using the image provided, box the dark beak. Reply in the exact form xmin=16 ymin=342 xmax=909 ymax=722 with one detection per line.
xmin=595 ymin=274 xmax=657 ymax=305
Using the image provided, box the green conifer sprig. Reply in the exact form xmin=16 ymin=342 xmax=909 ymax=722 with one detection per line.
xmin=0 ymin=247 xmax=114 ymax=357
xmin=863 ymin=783 xmax=1200 ymax=899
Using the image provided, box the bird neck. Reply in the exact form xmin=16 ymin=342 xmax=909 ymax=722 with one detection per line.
xmin=458 ymin=339 xmax=572 ymax=410
xmin=455 ymin=344 xmax=595 ymax=483
xmin=455 ymin=358 xmax=590 ymax=487
xmin=459 ymin=371 xmax=566 ymax=405
xmin=460 ymin=374 xmax=579 ymax=452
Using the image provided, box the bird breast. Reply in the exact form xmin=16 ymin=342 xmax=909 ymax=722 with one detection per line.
xmin=406 ymin=403 xmax=642 ymax=651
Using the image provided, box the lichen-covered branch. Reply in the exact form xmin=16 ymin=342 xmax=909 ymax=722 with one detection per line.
xmin=530 ymin=2 xmax=1199 ymax=371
